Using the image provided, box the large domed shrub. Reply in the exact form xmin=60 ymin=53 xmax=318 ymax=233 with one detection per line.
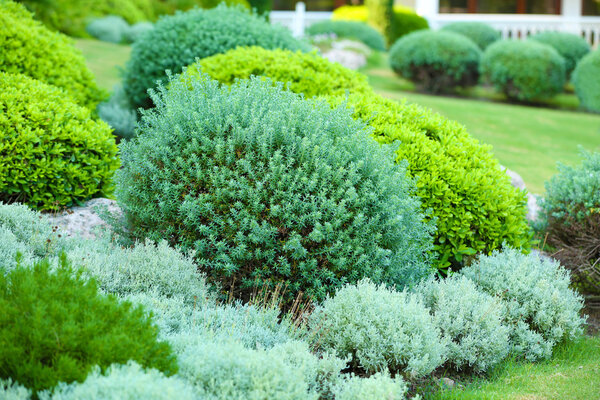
xmin=389 ymin=30 xmax=481 ymax=93
xmin=306 ymin=20 xmax=386 ymax=51
xmin=441 ymin=22 xmax=501 ymax=50
xmin=186 ymin=46 xmax=372 ymax=98
xmin=0 ymin=1 xmax=107 ymax=110
xmin=573 ymin=50 xmax=600 ymax=112
xmin=0 ymin=256 xmax=177 ymax=395
xmin=481 ymin=40 xmax=566 ymax=102
xmin=0 ymin=73 xmax=119 ymax=211
xmin=123 ymin=5 xmax=310 ymax=109
xmin=531 ymin=31 xmax=590 ymax=77
xmin=115 ymin=73 xmax=434 ymax=305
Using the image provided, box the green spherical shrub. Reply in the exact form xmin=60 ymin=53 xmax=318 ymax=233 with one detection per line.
xmin=0 ymin=73 xmax=119 ymax=211
xmin=531 ymin=31 xmax=590 ymax=77
xmin=187 ymin=46 xmax=372 ymax=98
xmin=123 ymin=5 xmax=310 ymax=109
xmin=389 ymin=30 xmax=481 ymax=93
xmin=328 ymin=93 xmax=531 ymax=270
xmin=306 ymin=20 xmax=386 ymax=51
xmin=416 ymin=275 xmax=510 ymax=372
xmin=573 ymin=50 xmax=600 ymax=112
xmin=441 ymin=22 xmax=501 ymax=50
xmin=86 ymin=16 xmax=130 ymax=44
xmin=538 ymin=150 xmax=600 ymax=294
xmin=481 ymin=40 xmax=566 ymax=102
xmin=389 ymin=8 xmax=429 ymax=44
xmin=309 ymin=279 xmax=446 ymax=377
xmin=115 ymin=73 xmax=434 ymax=305
xmin=0 ymin=255 xmax=178 ymax=395
xmin=461 ymin=248 xmax=586 ymax=361
xmin=0 ymin=1 xmax=107 ymax=110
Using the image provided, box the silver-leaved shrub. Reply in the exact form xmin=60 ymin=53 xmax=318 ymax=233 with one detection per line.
xmin=332 ymin=372 xmax=410 ymax=400
xmin=0 ymin=379 xmax=30 ymax=400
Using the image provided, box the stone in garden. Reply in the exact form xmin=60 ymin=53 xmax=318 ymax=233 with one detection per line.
xmin=322 ymin=48 xmax=366 ymax=70
xmin=47 ymin=198 xmax=121 ymax=239
xmin=501 ymin=165 xmax=540 ymax=221
xmin=331 ymin=39 xmax=372 ymax=56
xmin=440 ymin=377 xmax=455 ymax=388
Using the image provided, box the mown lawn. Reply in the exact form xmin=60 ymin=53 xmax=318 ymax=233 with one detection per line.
xmin=75 ymin=39 xmax=131 ymax=92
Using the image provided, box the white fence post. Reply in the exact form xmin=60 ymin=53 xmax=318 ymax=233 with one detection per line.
xmin=415 ymin=0 xmax=439 ymax=29
xmin=293 ymin=2 xmax=306 ymax=38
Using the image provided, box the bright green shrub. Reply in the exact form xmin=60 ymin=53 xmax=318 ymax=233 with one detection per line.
xmin=481 ymin=40 xmax=566 ymax=102
xmin=333 ymin=372 xmax=409 ymax=400
xmin=306 ymin=20 xmax=386 ymax=51
xmin=115 ymin=74 xmax=434 ymax=305
xmin=365 ymin=0 xmax=393 ymax=43
xmin=461 ymin=248 xmax=586 ymax=361
xmin=531 ymin=31 xmax=590 ymax=77
xmin=16 ymin=0 xmax=155 ymax=37
xmin=573 ymin=50 xmax=600 ymax=112
xmin=86 ymin=16 xmax=129 ymax=43
xmin=328 ymin=93 xmax=531 ymax=270
xmin=441 ymin=22 xmax=500 ymax=50
xmin=42 ymin=362 xmax=195 ymax=400
xmin=309 ymin=279 xmax=446 ymax=377
xmin=416 ymin=275 xmax=510 ymax=372
xmin=538 ymin=150 xmax=600 ymax=294
xmin=0 ymin=1 xmax=107 ymax=110
xmin=0 ymin=379 xmax=30 ymax=400
xmin=123 ymin=5 xmax=310 ymax=109
xmin=248 ymin=0 xmax=272 ymax=14
xmin=188 ymin=46 xmax=372 ymax=98
xmin=0 ymin=73 xmax=119 ymax=211
xmin=389 ymin=30 xmax=481 ymax=93
xmin=0 ymin=256 xmax=177 ymax=395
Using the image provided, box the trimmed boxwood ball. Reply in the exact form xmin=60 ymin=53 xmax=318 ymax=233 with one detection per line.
xmin=0 ymin=0 xmax=107 ymax=110
xmin=530 ymin=31 xmax=590 ymax=77
xmin=441 ymin=22 xmax=501 ymax=50
xmin=115 ymin=73 xmax=434 ymax=305
xmin=0 ymin=73 xmax=119 ymax=211
xmin=123 ymin=4 xmax=310 ymax=109
xmin=306 ymin=20 xmax=386 ymax=51
xmin=187 ymin=46 xmax=373 ymax=98
xmin=0 ymin=256 xmax=177 ymax=395
xmin=389 ymin=30 xmax=482 ymax=93
xmin=481 ymin=40 xmax=566 ymax=102
xmin=573 ymin=50 xmax=600 ymax=112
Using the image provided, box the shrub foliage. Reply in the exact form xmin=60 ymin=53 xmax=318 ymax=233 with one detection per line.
xmin=306 ymin=20 xmax=386 ymax=51
xmin=573 ymin=50 xmax=600 ymax=113
xmin=0 ymin=73 xmax=119 ymax=211
xmin=441 ymin=22 xmax=501 ymax=50
xmin=531 ymin=31 xmax=590 ymax=77
xmin=389 ymin=30 xmax=481 ymax=93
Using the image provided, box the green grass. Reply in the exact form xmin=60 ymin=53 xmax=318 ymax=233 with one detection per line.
xmin=426 ymin=336 xmax=600 ymax=400
xmin=74 ymin=39 xmax=131 ymax=92
xmin=362 ymin=53 xmax=600 ymax=194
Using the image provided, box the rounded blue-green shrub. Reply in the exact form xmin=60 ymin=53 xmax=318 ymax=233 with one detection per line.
xmin=441 ymin=22 xmax=501 ymax=50
xmin=530 ymin=31 xmax=590 ymax=77
xmin=115 ymin=73 xmax=434 ymax=305
xmin=573 ymin=50 xmax=600 ymax=112
xmin=306 ymin=20 xmax=386 ymax=51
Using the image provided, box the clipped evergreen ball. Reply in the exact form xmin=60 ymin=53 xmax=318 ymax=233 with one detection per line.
xmin=123 ymin=5 xmax=310 ymax=109
xmin=531 ymin=31 xmax=590 ymax=77
xmin=441 ymin=22 xmax=501 ymax=50
xmin=306 ymin=20 xmax=386 ymax=51
xmin=187 ymin=46 xmax=372 ymax=98
xmin=0 ymin=255 xmax=177 ymax=395
xmin=86 ymin=16 xmax=130 ymax=44
xmin=389 ymin=30 xmax=481 ymax=93
xmin=116 ymin=73 xmax=434 ymax=305
xmin=481 ymin=40 xmax=566 ymax=102
xmin=0 ymin=73 xmax=119 ymax=211
xmin=0 ymin=0 xmax=107 ymax=110
xmin=573 ymin=50 xmax=600 ymax=112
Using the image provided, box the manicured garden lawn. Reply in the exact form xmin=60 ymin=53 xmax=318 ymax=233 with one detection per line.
xmin=74 ymin=39 xmax=130 ymax=92
xmin=362 ymin=54 xmax=600 ymax=194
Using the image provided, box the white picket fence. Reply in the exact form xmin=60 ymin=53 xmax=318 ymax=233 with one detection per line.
xmin=270 ymin=3 xmax=332 ymax=37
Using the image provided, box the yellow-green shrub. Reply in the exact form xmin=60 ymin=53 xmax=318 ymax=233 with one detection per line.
xmin=0 ymin=0 xmax=107 ymax=110
xmin=0 ymin=73 xmax=119 ymax=211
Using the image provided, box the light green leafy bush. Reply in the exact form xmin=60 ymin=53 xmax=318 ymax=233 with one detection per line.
xmin=309 ymin=279 xmax=446 ymax=377
xmin=481 ymin=40 xmax=566 ymax=102
xmin=306 ymin=20 xmax=386 ymax=51
xmin=573 ymin=50 xmax=600 ymax=112
xmin=115 ymin=74 xmax=433 ymax=305
xmin=42 ymin=362 xmax=195 ymax=400
xmin=0 ymin=1 xmax=107 ymax=110
xmin=416 ymin=275 xmax=510 ymax=372
xmin=86 ymin=16 xmax=130 ymax=43
xmin=441 ymin=22 xmax=500 ymax=50
xmin=329 ymin=93 xmax=531 ymax=270
xmin=461 ymin=248 xmax=586 ymax=361
xmin=333 ymin=372 xmax=409 ymax=400
xmin=530 ymin=31 xmax=590 ymax=77
xmin=0 ymin=256 xmax=178 ymax=395
xmin=188 ymin=46 xmax=372 ymax=98
xmin=0 ymin=379 xmax=30 ymax=400
xmin=538 ymin=150 xmax=600 ymax=294
xmin=0 ymin=73 xmax=119 ymax=211
xmin=389 ymin=30 xmax=481 ymax=93
xmin=123 ymin=5 xmax=310 ymax=109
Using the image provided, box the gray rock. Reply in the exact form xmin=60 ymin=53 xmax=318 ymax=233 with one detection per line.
xmin=47 ymin=198 xmax=121 ymax=239
xmin=331 ymin=39 xmax=372 ymax=56
xmin=501 ymin=165 xmax=526 ymax=191
xmin=322 ymin=48 xmax=367 ymax=70
xmin=440 ymin=377 xmax=455 ymax=389
xmin=500 ymin=165 xmax=540 ymax=222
